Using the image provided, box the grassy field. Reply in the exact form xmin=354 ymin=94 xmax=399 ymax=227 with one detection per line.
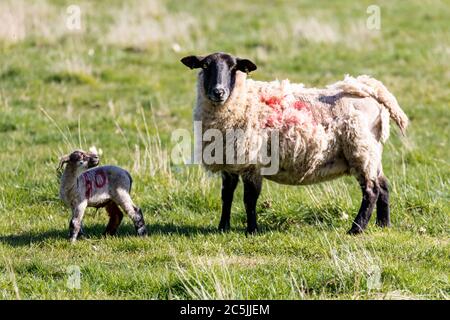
xmin=0 ymin=0 xmax=448 ymax=299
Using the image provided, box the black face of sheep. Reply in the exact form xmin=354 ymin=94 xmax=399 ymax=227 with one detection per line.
xmin=181 ymin=52 xmax=257 ymax=105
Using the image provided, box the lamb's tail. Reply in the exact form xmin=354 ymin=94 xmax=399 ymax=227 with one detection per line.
xmin=125 ymin=170 xmax=133 ymax=192
xmin=329 ymin=75 xmax=409 ymax=136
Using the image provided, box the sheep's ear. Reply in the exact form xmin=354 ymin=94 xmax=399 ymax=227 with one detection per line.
xmin=236 ymin=58 xmax=257 ymax=73
xmin=181 ymin=55 xmax=204 ymax=69
xmin=57 ymin=155 xmax=70 ymax=171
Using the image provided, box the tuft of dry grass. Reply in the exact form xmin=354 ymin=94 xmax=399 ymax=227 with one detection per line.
xmin=292 ymin=17 xmax=341 ymax=44
xmin=174 ymin=253 xmax=238 ymax=299
xmin=294 ymin=18 xmax=380 ymax=48
xmin=132 ymin=106 xmax=171 ymax=177
xmin=0 ymin=0 xmax=200 ymax=49
xmin=104 ymin=0 xmax=199 ymax=51
xmin=0 ymin=0 xmax=81 ymax=44
xmin=52 ymin=53 xmax=93 ymax=76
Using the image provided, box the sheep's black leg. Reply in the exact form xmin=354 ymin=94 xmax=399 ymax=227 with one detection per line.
xmin=376 ymin=176 xmax=390 ymax=227
xmin=348 ymin=179 xmax=379 ymax=234
xmin=103 ymin=202 xmax=124 ymax=236
xmin=242 ymin=173 xmax=262 ymax=235
xmin=218 ymin=172 xmax=239 ymax=231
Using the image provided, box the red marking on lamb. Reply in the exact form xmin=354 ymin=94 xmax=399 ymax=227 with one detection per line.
xmin=94 ymin=170 xmax=107 ymax=188
xmin=83 ymin=174 xmax=93 ymax=199
xmin=83 ymin=169 xmax=108 ymax=199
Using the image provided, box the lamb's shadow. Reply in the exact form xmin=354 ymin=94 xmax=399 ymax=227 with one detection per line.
xmin=0 ymin=222 xmax=219 ymax=247
xmin=0 ymin=228 xmax=69 ymax=247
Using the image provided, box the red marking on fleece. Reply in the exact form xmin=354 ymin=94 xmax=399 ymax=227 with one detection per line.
xmin=293 ymin=100 xmax=309 ymax=110
xmin=260 ymin=96 xmax=281 ymax=107
xmin=260 ymin=95 xmax=314 ymax=129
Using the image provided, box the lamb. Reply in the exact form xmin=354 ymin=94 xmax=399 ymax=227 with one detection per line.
xmin=58 ymin=149 xmax=147 ymax=242
xmin=181 ymin=52 xmax=409 ymax=235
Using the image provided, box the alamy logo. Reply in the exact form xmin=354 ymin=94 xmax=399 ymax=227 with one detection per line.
xmin=66 ymin=265 xmax=81 ymax=289
xmin=171 ymin=121 xmax=280 ymax=175
xmin=366 ymin=5 xmax=381 ymax=30
xmin=66 ymin=5 xmax=82 ymax=31
xmin=367 ymin=264 xmax=382 ymax=290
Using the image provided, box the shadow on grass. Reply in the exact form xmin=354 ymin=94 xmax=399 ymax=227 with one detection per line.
xmin=0 ymin=222 xmax=219 ymax=247
xmin=0 ymin=206 xmax=351 ymax=247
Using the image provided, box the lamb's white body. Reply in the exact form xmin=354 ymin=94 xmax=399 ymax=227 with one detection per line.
xmin=59 ymin=155 xmax=147 ymax=242
xmin=60 ymin=165 xmax=132 ymax=208
xmin=195 ymin=71 xmax=408 ymax=184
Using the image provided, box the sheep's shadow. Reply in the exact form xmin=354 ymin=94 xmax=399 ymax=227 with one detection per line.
xmin=0 ymin=222 xmax=219 ymax=247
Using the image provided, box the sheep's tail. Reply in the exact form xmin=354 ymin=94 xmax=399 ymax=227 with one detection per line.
xmin=356 ymin=75 xmax=408 ymax=135
xmin=330 ymin=75 xmax=409 ymax=136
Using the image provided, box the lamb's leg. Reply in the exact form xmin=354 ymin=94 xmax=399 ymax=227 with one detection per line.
xmin=132 ymin=206 xmax=147 ymax=236
xmin=103 ymin=202 xmax=124 ymax=236
xmin=242 ymin=173 xmax=262 ymax=235
xmin=376 ymin=175 xmax=390 ymax=227
xmin=69 ymin=202 xmax=87 ymax=242
xmin=348 ymin=179 xmax=379 ymax=234
xmin=116 ymin=195 xmax=147 ymax=236
xmin=218 ymin=171 xmax=239 ymax=231
xmin=79 ymin=222 xmax=85 ymax=238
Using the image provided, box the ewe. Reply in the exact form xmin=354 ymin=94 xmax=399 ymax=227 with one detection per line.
xmin=58 ymin=150 xmax=147 ymax=242
xmin=181 ymin=52 xmax=408 ymax=235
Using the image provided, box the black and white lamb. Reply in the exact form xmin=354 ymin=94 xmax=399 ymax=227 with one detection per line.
xmin=58 ymin=150 xmax=147 ymax=242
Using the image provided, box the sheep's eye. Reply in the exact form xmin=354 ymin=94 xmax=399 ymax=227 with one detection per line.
xmin=202 ymin=63 xmax=208 ymax=69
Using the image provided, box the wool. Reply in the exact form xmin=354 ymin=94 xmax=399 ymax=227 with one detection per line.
xmin=194 ymin=71 xmax=408 ymax=185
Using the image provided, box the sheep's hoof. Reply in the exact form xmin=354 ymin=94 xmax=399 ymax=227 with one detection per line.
xmin=218 ymin=223 xmax=230 ymax=232
xmin=102 ymin=230 xmax=117 ymax=237
xmin=376 ymin=220 xmax=391 ymax=228
xmin=69 ymin=237 xmax=77 ymax=243
xmin=245 ymin=227 xmax=258 ymax=236
xmin=347 ymin=227 xmax=363 ymax=235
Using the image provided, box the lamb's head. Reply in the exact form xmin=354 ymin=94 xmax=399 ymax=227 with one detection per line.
xmin=181 ymin=52 xmax=257 ymax=105
xmin=58 ymin=150 xmax=100 ymax=172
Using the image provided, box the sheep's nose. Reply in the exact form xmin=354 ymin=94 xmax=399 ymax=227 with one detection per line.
xmin=212 ymin=88 xmax=225 ymax=99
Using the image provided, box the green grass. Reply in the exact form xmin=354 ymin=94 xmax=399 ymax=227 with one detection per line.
xmin=0 ymin=0 xmax=448 ymax=299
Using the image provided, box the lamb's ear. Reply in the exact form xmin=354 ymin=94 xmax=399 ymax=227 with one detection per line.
xmin=181 ymin=55 xmax=204 ymax=69
xmin=57 ymin=155 xmax=70 ymax=171
xmin=236 ymin=58 xmax=257 ymax=73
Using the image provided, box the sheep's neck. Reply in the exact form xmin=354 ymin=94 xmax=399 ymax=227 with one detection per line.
xmin=60 ymin=166 xmax=81 ymax=204
xmin=197 ymin=71 xmax=250 ymax=131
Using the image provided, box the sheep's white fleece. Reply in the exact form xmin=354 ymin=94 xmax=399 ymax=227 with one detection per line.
xmin=194 ymin=71 xmax=408 ymax=184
